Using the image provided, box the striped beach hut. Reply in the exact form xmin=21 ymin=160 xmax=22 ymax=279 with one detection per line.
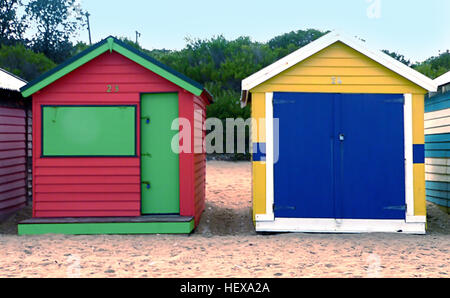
xmin=425 ymin=71 xmax=450 ymax=213
xmin=0 ymin=68 xmax=29 ymax=221
xmin=241 ymin=32 xmax=437 ymax=234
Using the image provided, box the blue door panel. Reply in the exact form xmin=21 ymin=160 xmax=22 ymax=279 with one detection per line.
xmin=338 ymin=94 xmax=405 ymax=219
xmin=273 ymin=92 xmax=335 ymax=218
xmin=273 ymin=92 xmax=406 ymax=220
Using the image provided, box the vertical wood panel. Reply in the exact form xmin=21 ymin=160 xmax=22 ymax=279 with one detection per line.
xmin=178 ymin=92 xmax=195 ymax=219
xmin=251 ymin=92 xmax=266 ymax=143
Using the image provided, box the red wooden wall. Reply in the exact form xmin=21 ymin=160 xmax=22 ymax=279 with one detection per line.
xmin=0 ymin=106 xmax=27 ymax=220
xmin=32 ymin=51 xmax=207 ymax=224
xmin=193 ymin=96 xmax=208 ymax=225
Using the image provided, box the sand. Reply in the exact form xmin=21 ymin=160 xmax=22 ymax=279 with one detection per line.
xmin=0 ymin=161 xmax=448 ymax=278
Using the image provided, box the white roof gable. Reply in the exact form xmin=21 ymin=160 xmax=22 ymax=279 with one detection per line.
xmin=434 ymin=71 xmax=450 ymax=87
xmin=0 ymin=68 xmax=27 ymax=91
xmin=242 ymin=31 xmax=437 ymax=94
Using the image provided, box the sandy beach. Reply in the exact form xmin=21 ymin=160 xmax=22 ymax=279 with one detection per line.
xmin=0 ymin=161 xmax=448 ymax=278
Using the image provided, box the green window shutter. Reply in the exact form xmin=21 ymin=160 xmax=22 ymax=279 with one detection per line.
xmin=42 ymin=106 xmax=136 ymax=157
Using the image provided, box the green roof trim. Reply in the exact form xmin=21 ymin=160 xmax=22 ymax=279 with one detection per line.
xmin=20 ymin=36 xmax=207 ymax=98
xmin=107 ymin=37 xmax=114 ymax=52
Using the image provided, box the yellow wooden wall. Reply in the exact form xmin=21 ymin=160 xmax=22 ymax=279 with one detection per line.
xmin=251 ymin=41 xmax=427 ymax=221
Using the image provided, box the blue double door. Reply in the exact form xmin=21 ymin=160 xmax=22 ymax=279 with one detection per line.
xmin=273 ymin=92 xmax=406 ymax=220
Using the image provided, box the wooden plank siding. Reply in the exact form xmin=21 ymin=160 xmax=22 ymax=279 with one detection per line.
xmin=32 ymin=51 xmax=194 ymax=218
xmin=193 ymin=95 xmax=207 ymax=225
xmin=0 ymin=106 xmax=27 ymax=219
xmin=425 ymin=92 xmax=450 ymax=212
xmin=250 ymin=42 xmax=427 ymax=95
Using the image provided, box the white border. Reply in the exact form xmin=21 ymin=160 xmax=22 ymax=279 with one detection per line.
xmin=434 ymin=71 xmax=450 ymax=87
xmin=256 ymin=218 xmax=425 ymax=234
xmin=404 ymin=94 xmax=415 ymax=219
xmin=241 ymin=31 xmax=436 ymax=98
xmin=255 ymin=92 xmax=424 ymax=233
xmin=0 ymin=68 xmax=27 ymax=91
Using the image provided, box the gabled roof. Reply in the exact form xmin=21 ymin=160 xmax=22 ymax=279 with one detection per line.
xmin=0 ymin=68 xmax=27 ymax=91
xmin=241 ymin=31 xmax=437 ymax=106
xmin=20 ymin=36 xmax=213 ymax=102
xmin=435 ymin=71 xmax=450 ymax=87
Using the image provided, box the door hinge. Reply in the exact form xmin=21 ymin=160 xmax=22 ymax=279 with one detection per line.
xmin=384 ymin=205 xmax=406 ymax=211
xmin=273 ymin=205 xmax=296 ymax=211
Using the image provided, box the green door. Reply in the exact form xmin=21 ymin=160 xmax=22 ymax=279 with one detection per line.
xmin=141 ymin=93 xmax=180 ymax=214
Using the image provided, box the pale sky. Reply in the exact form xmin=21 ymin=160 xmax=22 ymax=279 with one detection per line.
xmin=77 ymin=0 xmax=449 ymax=63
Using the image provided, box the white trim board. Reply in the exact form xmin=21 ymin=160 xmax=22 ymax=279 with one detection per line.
xmin=435 ymin=71 xmax=450 ymax=88
xmin=0 ymin=68 xmax=27 ymax=91
xmin=256 ymin=218 xmax=426 ymax=234
xmin=404 ymin=94 xmax=415 ymax=219
xmin=258 ymin=92 xmax=275 ymax=222
xmin=241 ymin=31 xmax=436 ymax=104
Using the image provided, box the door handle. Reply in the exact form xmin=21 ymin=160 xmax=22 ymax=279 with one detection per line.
xmin=142 ymin=181 xmax=151 ymax=189
xmin=339 ymin=133 xmax=345 ymax=141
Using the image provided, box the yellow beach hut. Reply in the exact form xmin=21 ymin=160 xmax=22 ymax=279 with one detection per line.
xmin=241 ymin=32 xmax=437 ymax=234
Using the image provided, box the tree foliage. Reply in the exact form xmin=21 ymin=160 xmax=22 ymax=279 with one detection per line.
xmin=0 ymin=43 xmax=56 ymax=81
xmin=413 ymin=50 xmax=450 ymax=79
xmin=382 ymin=49 xmax=411 ymax=66
xmin=0 ymin=0 xmax=26 ymax=45
xmin=268 ymin=29 xmax=328 ymax=59
xmin=25 ymin=0 xmax=85 ymax=63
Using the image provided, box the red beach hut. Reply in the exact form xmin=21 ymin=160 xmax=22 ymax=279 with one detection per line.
xmin=18 ymin=36 xmax=212 ymax=235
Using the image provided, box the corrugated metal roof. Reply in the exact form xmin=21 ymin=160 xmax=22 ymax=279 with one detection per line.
xmin=0 ymin=68 xmax=27 ymax=91
xmin=435 ymin=71 xmax=450 ymax=87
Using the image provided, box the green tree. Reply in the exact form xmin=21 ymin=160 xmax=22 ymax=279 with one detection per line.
xmin=0 ymin=0 xmax=26 ymax=45
xmin=413 ymin=50 xmax=450 ymax=79
xmin=71 ymin=41 xmax=89 ymax=56
xmin=382 ymin=49 xmax=411 ymax=66
xmin=268 ymin=29 xmax=328 ymax=59
xmin=26 ymin=0 xmax=86 ymax=63
xmin=0 ymin=43 xmax=56 ymax=81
